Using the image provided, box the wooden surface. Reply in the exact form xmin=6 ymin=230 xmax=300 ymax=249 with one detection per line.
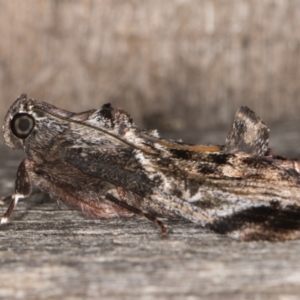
xmin=1 ymin=141 xmax=300 ymax=300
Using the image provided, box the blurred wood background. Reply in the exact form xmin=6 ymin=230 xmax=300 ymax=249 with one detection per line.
xmin=0 ymin=0 xmax=299 ymax=143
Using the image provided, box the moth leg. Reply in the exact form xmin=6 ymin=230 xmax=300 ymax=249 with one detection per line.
xmin=1 ymin=159 xmax=32 ymax=224
xmin=0 ymin=195 xmax=14 ymax=205
xmin=105 ymin=193 xmax=167 ymax=236
xmin=0 ymin=189 xmax=43 ymax=205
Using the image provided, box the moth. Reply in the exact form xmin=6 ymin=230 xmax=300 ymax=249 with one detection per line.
xmin=1 ymin=94 xmax=300 ymax=241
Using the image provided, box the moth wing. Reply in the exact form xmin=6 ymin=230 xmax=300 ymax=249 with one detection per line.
xmin=224 ymin=106 xmax=270 ymax=156
xmin=211 ymin=205 xmax=300 ymax=241
xmin=62 ymin=146 xmax=153 ymax=197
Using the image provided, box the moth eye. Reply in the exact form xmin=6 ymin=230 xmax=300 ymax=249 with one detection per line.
xmin=10 ymin=113 xmax=35 ymax=139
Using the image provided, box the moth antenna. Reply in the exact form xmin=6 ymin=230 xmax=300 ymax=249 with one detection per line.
xmin=105 ymin=193 xmax=167 ymax=236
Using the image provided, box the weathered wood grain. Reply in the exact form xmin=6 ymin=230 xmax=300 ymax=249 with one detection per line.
xmin=1 ymin=141 xmax=300 ymax=299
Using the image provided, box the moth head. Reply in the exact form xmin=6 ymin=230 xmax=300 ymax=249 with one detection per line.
xmin=3 ymin=94 xmax=73 ymax=152
xmin=3 ymin=94 xmax=36 ymax=149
